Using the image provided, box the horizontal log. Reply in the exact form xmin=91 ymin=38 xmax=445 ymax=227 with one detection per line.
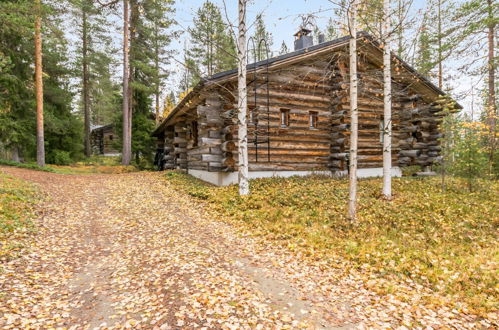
xmin=400 ymin=150 xmax=421 ymax=158
xmin=202 ymin=154 xmax=222 ymax=162
xmin=200 ymin=137 xmax=222 ymax=146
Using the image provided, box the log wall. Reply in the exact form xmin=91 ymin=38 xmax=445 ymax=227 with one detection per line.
xmin=186 ymin=95 xmax=224 ymax=172
xmin=160 ymin=51 xmax=445 ymax=174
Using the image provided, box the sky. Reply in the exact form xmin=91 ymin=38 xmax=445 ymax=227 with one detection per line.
xmin=92 ymin=0 xmax=477 ymax=117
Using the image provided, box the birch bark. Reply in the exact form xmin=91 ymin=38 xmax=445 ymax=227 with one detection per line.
xmin=348 ymin=0 xmax=358 ymax=221
xmin=237 ymin=0 xmax=249 ymax=195
xmin=383 ymin=0 xmax=392 ymax=198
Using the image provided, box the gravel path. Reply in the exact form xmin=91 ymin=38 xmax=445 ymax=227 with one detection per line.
xmin=0 ymin=167 xmax=493 ymax=329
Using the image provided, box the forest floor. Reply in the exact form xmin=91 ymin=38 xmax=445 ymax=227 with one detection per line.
xmin=0 ymin=167 xmax=496 ymax=328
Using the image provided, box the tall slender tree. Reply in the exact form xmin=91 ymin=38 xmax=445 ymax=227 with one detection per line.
xmin=81 ymin=3 xmax=91 ymax=156
xmin=122 ymin=0 xmax=131 ymax=165
xmin=348 ymin=0 xmax=359 ymax=222
xmin=252 ymin=14 xmax=273 ymax=61
xmin=237 ymin=0 xmax=249 ymax=196
xmin=187 ymin=1 xmax=236 ymax=83
xmin=382 ymin=0 xmax=392 ymax=198
xmin=35 ymin=0 xmax=45 ymax=166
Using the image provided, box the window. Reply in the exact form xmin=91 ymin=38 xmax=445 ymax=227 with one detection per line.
xmin=309 ymin=111 xmax=318 ymax=129
xmin=192 ymin=121 xmax=198 ymax=147
xmin=109 ymin=135 xmax=113 ymax=141
xmin=280 ymin=109 xmax=290 ymax=127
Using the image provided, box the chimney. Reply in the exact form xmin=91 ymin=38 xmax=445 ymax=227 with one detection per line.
xmin=294 ymin=27 xmax=313 ymax=51
xmin=318 ymin=33 xmax=325 ymax=44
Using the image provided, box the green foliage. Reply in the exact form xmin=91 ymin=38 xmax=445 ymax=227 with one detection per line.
xmin=0 ymin=160 xmax=55 ymax=172
xmin=49 ymin=150 xmax=72 ymax=166
xmin=166 ymin=172 xmax=499 ymax=315
xmin=0 ymin=172 xmax=38 ymax=260
xmin=0 ymin=0 xmax=83 ymax=163
xmin=186 ymin=0 xmax=236 ymax=86
xmin=325 ymin=17 xmax=340 ymax=41
xmin=278 ymin=41 xmax=289 ymax=56
xmin=70 ymin=0 xmax=120 ymax=126
xmin=439 ymin=96 xmax=495 ymax=189
xmin=251 ymin=15 xmax=273 ymax=61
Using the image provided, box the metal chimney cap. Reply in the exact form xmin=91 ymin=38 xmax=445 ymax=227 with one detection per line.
xmin=294 ymin=28 xmax=312 ymax=38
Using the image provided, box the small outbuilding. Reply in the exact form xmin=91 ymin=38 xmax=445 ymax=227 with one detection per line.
xmin=90 ymin=124 xmax=119 ymax=156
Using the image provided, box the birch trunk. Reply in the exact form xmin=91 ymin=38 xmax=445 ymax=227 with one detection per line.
xmin=348 ymin=0 xmax=358 ymax=222
xmin=122 ymin=0 xmax=131 ymax=165
xmin=82 ymin=8 xmax=91 ymax=157
xmin=382 ymin=0 xmax=392 ymax=198
xmin=487 ymin=0 xmax=496 ymax=170
xmin=35 ymin=0 xmax=45 ymax=167
xmin=437 ymin=0 xmax=443 ymax=90
xmin=237 ymin=0 xmax=249 ymax=196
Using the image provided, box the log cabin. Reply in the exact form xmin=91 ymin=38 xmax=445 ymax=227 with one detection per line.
xmin=91 ymin=124 xmax=119 ymax=156
xmin=152 ymin=31 xmax=461 ymax=186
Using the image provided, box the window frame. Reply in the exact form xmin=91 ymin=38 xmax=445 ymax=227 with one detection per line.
xmin=309 ymin=111 xmax=318 ymax=129
xmin=280 ymin=108 xmax=290 ymax=128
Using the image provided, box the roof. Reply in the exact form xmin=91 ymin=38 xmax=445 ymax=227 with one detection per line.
xmin=153 ymin=32 xmax=460 ymax=137
xmin=91 ymin=124 xmax=114 ymax=132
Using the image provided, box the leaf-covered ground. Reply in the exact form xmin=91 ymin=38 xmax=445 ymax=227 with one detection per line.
xmin=0 ymin=167 xmax=496 ymax=328
xmin=166 ymin=172 xmax=498 ymax=324
xmin=0 ymin=172 xmax=37 ymax=262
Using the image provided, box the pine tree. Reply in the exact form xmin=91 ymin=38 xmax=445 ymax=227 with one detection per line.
xmin=187 ymin=1 xmax=236 ymax=83
xmin=325 ymin=17 xmax=339 ymax=41
xmin=122 ymin=0 xmax=175 ymax=164
xmin=71 ymin=0 xmax=116 ymax=155
xmin=251 ymin=14 xmax=273 ymax=61
xmin=35 ymin=0 xmax=45 ymax=166
xmin=278 ymin=41 xmax=289 ymax=55
xmin=1 ymin=0 xmax=83 ymax=164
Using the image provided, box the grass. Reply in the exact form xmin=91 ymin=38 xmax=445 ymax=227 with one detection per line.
xmin=48 ymin=156 xmax=138 ymax=174
xmin=0 ymin=159 xmax=55 ymax=172
xmin=0 ymin=172 xmax=38 ymax=261
xmin=0 ymin=156 xmax=138 ymax=175
xmin=165 ymin=171 xmax=498 ymax=316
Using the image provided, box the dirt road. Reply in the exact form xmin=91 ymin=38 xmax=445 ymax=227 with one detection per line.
xmin=0 ymin=168 xmax=490 ymax=329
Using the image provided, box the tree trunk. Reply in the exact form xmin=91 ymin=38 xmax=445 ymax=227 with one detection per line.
xmin=35 ymin=0 xmax=45 ymax=167
xmin=437 ymin=0 xmax=443 ymax=90
xmin=154 ymin=23 xmax=160 ymax=125
xmin=348 ymin=0 xmax=358 ymax=222
xmin=397 ymin=0 xmax=403 ymax=57
xmin=82 ymin=8 xmax=91 ymax=157
xmin=122 ymin=0 xmax=131 ymax=165
xmin=487 ymin=0 xmax=496 ymax=171
xmin=11 ymin=146 xmax=20 ymax=162
xmin=382 ymin=0 xmax=392 ymax=198
xmin=237 ymin=0 xmax=249 ymax=196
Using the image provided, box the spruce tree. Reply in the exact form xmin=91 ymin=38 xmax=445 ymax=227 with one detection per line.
xmin=278 ymin=41 xmax=289 ymax=55
xmin=252 ymin=15 xmax=273 ymax=61
xmin=186 ymin=1 xmax=236 ymax=83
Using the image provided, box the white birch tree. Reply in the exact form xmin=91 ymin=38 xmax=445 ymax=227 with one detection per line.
xmin=382 ymin=0 xmax=392 ymax=198
xmin=237 ymin=0 xmax=249 ymax=196
xmin=348 ymin=0 xmax=359 ymax=221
